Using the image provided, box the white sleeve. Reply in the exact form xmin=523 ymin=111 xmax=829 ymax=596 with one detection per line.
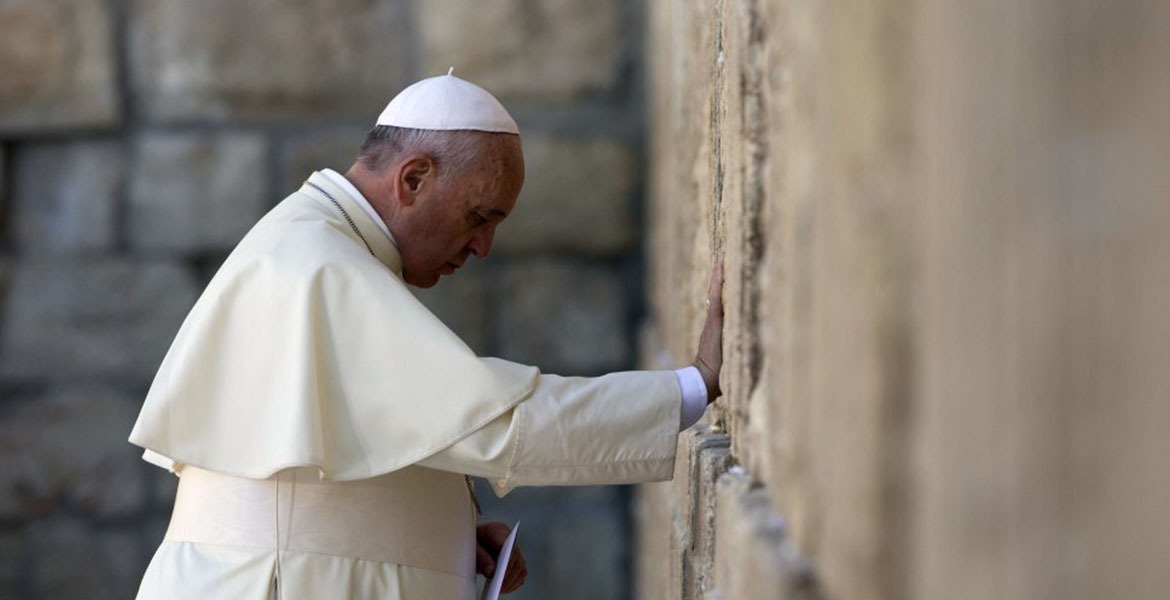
xmin=417 ymin=369 xmax=683 ymax=497
xmin=674 ymin=366 xmax=708 ymax=429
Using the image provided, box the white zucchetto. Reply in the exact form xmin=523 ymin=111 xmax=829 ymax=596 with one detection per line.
xmin=376 ymin=69 xmax=519 ymax=135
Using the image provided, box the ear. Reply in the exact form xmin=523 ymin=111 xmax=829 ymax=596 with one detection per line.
xmin=393 ymin=155 xmax=435 ymax=207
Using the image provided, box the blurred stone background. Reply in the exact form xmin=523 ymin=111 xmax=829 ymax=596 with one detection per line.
xmin=0 ymin=0 xmax=646 ymax=598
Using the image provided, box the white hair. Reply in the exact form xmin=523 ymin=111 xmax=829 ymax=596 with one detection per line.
xmin=357 ymin=126 xmax=508 ymax=179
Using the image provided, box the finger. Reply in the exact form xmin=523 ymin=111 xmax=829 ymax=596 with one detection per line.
xmin=477 ymin=522 xmax=511 ymax=549
xmin=502 ymin=562 xmax=527 ymax=593
xmin=707 ymin=270 xmax=725 ymax=317
xmin=502 ymin=545 xmax=526 ymax=592
xmin=476 ymin=545 xmax=496 ymax=578
xmin=502 ymin=569 xmax=519 ymax=593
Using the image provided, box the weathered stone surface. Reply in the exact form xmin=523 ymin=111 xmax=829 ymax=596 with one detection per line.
xmin=129 ymin=132 xmax=268 ymax=253
xmin=27 ymin=518 xmax=141 ymax=599
xmin=279 ymin=127 xmax=367 ymax=195
xmin=633 ymin=480 xmax=675 ymax=600
xmin=412 ymin=259 xmax=490 ymax=354
xmin=0 ymin=0 xmax=118 ymax=132
xmin=0 ymin=388 xmax=145 ymax=519
xmin=0 ymin=259 xmax=198 ymax=381
xmin=496 ymin=136 xmax=637 ymax=255
xmin=496 ymin=259 xmax=628 ymax=374
xmin=716 ymin=0 xmax=768 ymax=467
xmin=416 ymin=0 xmax=624 ymax=101
xmin=714 ymin=470 xmax=819 ymax=600
xmin=643 ymin=0 xmax=1170 ymax=599
xmin=665 ymin=427 xmax=732 ymax=599
xmin=12 ymin=139 xmax=123 ymax=254
xmin=642 ymin=0 xmax=916 ymax=597
xmin=130 ymin=0 xmax=408 ymax=121
xmin=914 ymin=4 xmax=1170 ymax=599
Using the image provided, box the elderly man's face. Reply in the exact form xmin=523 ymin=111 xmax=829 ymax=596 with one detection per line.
xmin=396 ymin=138 xmax=524 ymax=288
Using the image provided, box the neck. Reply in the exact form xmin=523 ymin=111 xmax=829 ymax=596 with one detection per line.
xmin=343 ymin=165 xmax=397 ymax=231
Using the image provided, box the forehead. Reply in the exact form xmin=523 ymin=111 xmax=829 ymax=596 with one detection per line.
xmin=478 ymin=134 xmax=523 ymax=176
xmin=456 ymin=137 xmax=523 ymax=199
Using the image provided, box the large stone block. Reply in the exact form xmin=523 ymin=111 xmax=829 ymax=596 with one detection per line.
xmin=0 ymin=387 xmax=145 ymax=519
xmin=12 ymin=139 xmax=123 ymax=254
xmin=644 ymin=0 xmax=716 ymax=370
xmin=914 ymin=3 xmax=1170 ymax=598
xmin=129 ymin=132 xmax=268 ymax=253
xmin=0 ymin=0 xmax=119 ymax=132
xmin=634 ymin=481 xmax=675 ymax=600
xmin=279 ymin=127 xmax=367 ymax=195
xmin=495 ymin=259 xmax=628 ymax=374
xmin=412 ymin=259 xmax=490 ymax=354
xmin=667 ymin=427 xmax=731 ymax=599
xmin=415 ymin=0 xmax=624 ymax=101
xmin=129 ymin=0 xmax=408 ymax=121
xmin=496 ymin=136 xmax=637 ymax=255
xmin=713 ymin=470 xmax=820 ymax=600
xmin=715 ymin=0 xmax=768 ymax=467
xmin=0 ymin=259 xmax=198 ymax=381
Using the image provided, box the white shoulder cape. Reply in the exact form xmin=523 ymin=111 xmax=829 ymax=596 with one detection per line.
xmin=129 ymin=171 xmax=540 ymax=480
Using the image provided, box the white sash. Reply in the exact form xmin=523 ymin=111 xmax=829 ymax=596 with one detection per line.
xmin=163 ymin=466 xmax=477 ymax=578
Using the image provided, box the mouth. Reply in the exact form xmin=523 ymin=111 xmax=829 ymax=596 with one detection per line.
xmin=441 ymin=261 xmax=460 ymax=275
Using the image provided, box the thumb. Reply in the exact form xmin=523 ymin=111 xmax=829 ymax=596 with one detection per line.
xmin=476 ymin=545 xmax=496 ymax=578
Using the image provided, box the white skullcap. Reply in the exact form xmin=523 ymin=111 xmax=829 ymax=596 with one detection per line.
xmin=376 ymin=68 xmax=519 ymax=134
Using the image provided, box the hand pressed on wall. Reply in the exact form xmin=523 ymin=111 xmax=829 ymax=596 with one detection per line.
xmin=694 ymin=256 xmax=724 ymax=404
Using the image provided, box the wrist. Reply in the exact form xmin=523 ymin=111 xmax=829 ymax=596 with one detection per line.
xmin=692 ymin=358 xmax=720 ymax=403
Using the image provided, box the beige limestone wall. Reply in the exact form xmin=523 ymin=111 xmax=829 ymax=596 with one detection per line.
xmin=639 ymin=0 xmax=1170 ymax=599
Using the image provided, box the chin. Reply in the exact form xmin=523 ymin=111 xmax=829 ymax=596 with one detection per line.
xmin=403 ymin=271 xmax=441 ymax=288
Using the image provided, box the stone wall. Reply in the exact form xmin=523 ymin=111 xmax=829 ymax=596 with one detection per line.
xmin=639 ymin=1 xmax=1170 ymax=599
xmin=0 ymin=1 xmax=647 ymax=598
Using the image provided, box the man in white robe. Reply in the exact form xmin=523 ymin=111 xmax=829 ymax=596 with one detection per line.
xmin=130 ymin=73 xmax=725 ymax=599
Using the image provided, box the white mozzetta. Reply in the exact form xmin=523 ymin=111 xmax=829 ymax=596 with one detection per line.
xmin=129 ymin=171 xmax=540 ymax=480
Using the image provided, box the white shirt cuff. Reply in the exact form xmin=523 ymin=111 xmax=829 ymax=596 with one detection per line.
xmin=674 ymin=366 xmax=708 ymax=430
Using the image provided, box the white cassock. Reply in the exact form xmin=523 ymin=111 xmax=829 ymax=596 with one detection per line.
xmin=130 ymin=170 xmax=707 ymax=599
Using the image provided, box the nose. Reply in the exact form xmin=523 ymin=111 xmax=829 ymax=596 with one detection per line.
xmin=467 ymin=228 xmax=495 ymax=259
